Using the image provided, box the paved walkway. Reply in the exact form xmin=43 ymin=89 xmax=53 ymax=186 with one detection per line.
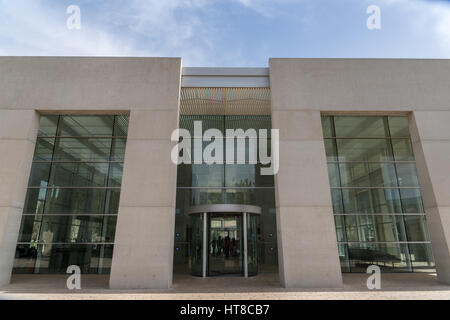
xmin=1 ymin=273 xmax=449 ymax=300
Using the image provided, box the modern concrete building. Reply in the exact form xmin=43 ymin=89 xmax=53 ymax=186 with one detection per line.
xmin=0 ymin=57 xmax=449 ymax=289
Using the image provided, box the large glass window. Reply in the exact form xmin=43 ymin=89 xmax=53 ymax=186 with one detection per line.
xmin=322 ymin=115 xmax=434 ymax=273
xmin=13 ymin=115 xmax=129 ymax=274
xmin=173 ymin=115 xmax=278 ymax=275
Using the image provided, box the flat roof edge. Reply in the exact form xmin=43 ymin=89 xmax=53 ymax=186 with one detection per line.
xmin=182 ymin=67 xmax=269 ymax=77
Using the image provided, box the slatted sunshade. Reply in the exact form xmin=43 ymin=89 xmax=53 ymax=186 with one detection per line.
xmin=180 ymin=87 xmax=271 ymax=115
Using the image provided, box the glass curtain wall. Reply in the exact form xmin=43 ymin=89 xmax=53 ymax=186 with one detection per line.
xmin=322 ymin=115 xmax=435 ymax=272
xmin=173 ymin=115 xmax=278 ymax=274
xmin=13 ymin=115 xmax=129 ymax=274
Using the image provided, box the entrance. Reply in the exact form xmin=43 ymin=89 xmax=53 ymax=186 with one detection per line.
xmin=188 ymin=204 xmax=261 ymax=277
xmin=208 ymin=214 xmax=242 ymax=276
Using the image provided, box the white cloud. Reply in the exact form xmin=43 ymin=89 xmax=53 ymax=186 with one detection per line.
xmin=0 ymin=0 xmax=449 ymax=64
xmin=0 ymin=0 xmax=138 ymax=56
xmin=372 ymin=0 xmax=450 ymax=56
xmin=233 ymin=0 xmax=302 ymax=17
xmin=0 ymin=0 xmax=217 ymax=65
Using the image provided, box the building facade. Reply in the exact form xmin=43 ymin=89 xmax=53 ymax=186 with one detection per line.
xmin=0 ymin=57 xmax=449 ymax=289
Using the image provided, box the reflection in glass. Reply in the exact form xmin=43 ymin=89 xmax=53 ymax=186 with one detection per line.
xmin=334 ymin=116 xmax=388 ymax=137
xmin=14 ymin=244 xmax=114 ymax=274
xmin=336 ymin=139 xmax=393 ymax=162
xmin=322 ymin=115 xmax=434 ymax=273
xmin=392 ymin=138 xmax=415 ymax=161
xmin=388 ymin=116 xmax=410 ymax=137
xmin=344 ymin=214 xmax=407 ymax=242
xmin=341 ymin=188 xmax=402 ymax=214
xmin=57 ymin=115 xmax=114 ymax=137
xmin=400 ymin=189 xmax=425 ymax=213
xmin=14 ymin=115 xmax=128 ymax=275
xmin=34 ymin=138 xmax=55 ymax=161
xmin=346 ymin=243 xmax=411 ymax=272
xmin=18 ymin=215 xmax=117 ymax=243
xmin=174 ymin=114 xmax=277 ymax=276
xmin=37 ymin=115 xmax=58 ymax=137
xmin=339 ymin=162 xmax=397 ymax=188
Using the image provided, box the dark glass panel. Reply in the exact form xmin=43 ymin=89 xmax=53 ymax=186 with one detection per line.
xmin=341 ymin=188 xmax=402 ymax=214
xmin=104 ymin=189 xmax=121 ymax=214
xmin=324 ymin=139 xmax=337 ymax=161
xmin=346 ymin=243 xmax=412 ymax=272
xmin=404 ymin=215 xmax=430 ymax=242
xmin=37 ymin=115 xmax=59 ymax=137
xmin=177 ymin=164 xmax=193 ymax=188
xmin=400 ymin=189 xmax=425 ymax=213
xmin=408 ymin=243 xmax=435 ymax=272
xmin=192 ymin=164 xmax=224 ymax=187
xmin=254 ymin=165 xmax=275 ymax=187
xmin=330 ymin=189 xmax=344 ymax=214
xmin=23 ymin=188 xmax=47 ymax=214
xmin=49 ymin=162 xmax=110 ymax=187
xmin=336 ymin=139 xmax=393 ymax=162
xmin=177 ymin=188 xmax=274 ymax=207
xmin=28 ymin=162 xmax=51 ymax=187
xmin=110 ymin=138 xmax=127 ymax=161
xmin=225 ymin=164 xmax=256 ymax=187
xmin=396 ymin=163 xmax=420 ymax=187
xmin=17 ymin=215 xmax=42 ymax=243
xmin=337 ymin=243 xmax=351 ymax=272
xmin=321 ymin=116 xmax=334 ymax=138
xmin=40 ymin=188 xmax=114 ymax=215
xmin=334 ymin=116 xmax=388 ymax=137
xmin=327 ymin=163 xmax=340 ymax=187
xmin=53 ymin=138 xmax=112 ymax=162
xmin=35 ymin=215 xmax=117 ymax=243
xmin=344 ymin=214 xmax=407 ymax=242
xmin=334 ymin=216 xmax=346 ymax=242
xmin=33 ymin=138 xmax=55 ymax=161
xmin=13 ymin=244 xmax=113 ymax=274
xmin=57 ymin=115 xmax=114 ymax=137
xmin=113 ymin=115 xmax=130 ymax=137
xmin=392 ymin=138 xmax=415 ymax=161
xmin=107 ymin=162 xmax=124 ymax=187
xmin=338 ymin=162 xmax=398 ymax=188
xmin=388 ymin=116 xmax=410 ymax=137
xmin=225 ymin=188 xmax=257 ymax=205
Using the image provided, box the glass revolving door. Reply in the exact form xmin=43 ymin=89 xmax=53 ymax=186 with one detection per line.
xmin=208 ymin=214 xmax=243 ymax=276
xmin=188 ymin=204 xmax=261 ymax=278
xmin=247 ymin=213 xmax=259 ymax=276
xmin=189 ymin=213 xmax=203 ymax=277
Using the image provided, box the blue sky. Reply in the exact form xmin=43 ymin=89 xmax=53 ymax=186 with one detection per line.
xmin=0 ymin=0 xmax=449 ymax=66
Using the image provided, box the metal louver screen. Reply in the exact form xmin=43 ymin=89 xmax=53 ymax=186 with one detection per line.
xmin=180 ymin=87 xmax=271 ymax=115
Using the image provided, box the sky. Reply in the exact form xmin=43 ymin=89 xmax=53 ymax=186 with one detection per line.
xmin=0 ymin=0 xmax=449 ymax=66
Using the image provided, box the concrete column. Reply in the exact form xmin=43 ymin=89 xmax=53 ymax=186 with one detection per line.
xmin=409 ymin=111 xmax=450 ymax=284
xmin=272 ymin=110 xmax=343 ymax=288
xmin=109 ymin=109 xmax=179 ymax=289
xmin=0 ymin=110 xmax=39 ymax=286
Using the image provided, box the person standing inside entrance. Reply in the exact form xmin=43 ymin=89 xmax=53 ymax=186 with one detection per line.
xmin=211 ymin=237 xmax=217 ymax=256
xmin=225 ymin=235 xmax=231 ymax=258
xmin=217 ymin=236 xmax=223 ymax=256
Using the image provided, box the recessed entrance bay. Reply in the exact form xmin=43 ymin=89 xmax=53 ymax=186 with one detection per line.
xmin=188 ymin=204 xmax=261 ymax=277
